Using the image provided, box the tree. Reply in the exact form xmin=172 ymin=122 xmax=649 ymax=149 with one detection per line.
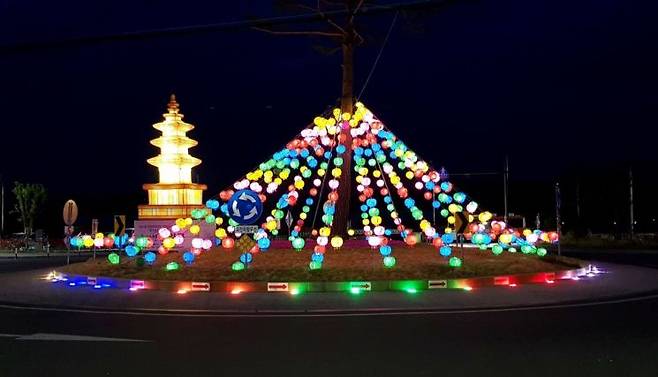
xmin=254 ymin=0 xmax=454 ymax=234
xmin=12 ymin=182 xmax=47 ymax=238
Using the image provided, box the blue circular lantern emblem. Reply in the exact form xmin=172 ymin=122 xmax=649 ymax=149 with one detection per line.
xmin=227 ymin=189 xmax=263 ymax=225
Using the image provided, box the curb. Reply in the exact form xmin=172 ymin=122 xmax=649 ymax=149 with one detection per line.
xmin=48 ymin=265 xmax=595 ymax=294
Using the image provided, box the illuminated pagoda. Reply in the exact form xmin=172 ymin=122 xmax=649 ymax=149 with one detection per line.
xmin=138 ymin=95 xmax=207 ymax=220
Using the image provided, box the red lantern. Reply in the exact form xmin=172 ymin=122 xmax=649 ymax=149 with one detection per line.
xmin=158 ymin=246 xmax=168 ymax=255
xmin=432 ymin=238 xmax=443 ymax=248
xmin=423 ymin=192 xmax=433 ymax=201
xmin=405 ymin=234 xmax=418 ymax=246
xmin=222 ymin=238 xmax=235 ymax=249
xmin=314 ymin=245 xmax=326 ymax=254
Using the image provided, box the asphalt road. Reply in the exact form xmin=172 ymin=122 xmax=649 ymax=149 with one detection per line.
xmin=0 ymin=255 xmax=93 ymax=273
xmin=0 ymin=250 xmax=656 ymax=377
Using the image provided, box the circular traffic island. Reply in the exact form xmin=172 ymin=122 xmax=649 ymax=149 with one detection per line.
xmin=60 ymin=243 xmax=583 ymax=285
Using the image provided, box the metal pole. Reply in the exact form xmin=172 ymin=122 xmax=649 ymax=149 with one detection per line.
xmin=503 ymin=156 xmax=509 ymax=223
xmin=0 ymin=175 xmax=4 ymax=239
xmin=555 ymin=182 xmax=561 ymax=257
xmin=432 ymin=191 xmax=436 ymax=226
xmin=629 ymin=168 xmax=634 ymax=239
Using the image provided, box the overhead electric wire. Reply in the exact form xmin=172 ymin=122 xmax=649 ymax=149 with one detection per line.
xmin=0 ymin=0 xmax=455 ymax=55
xmin=357 ymin=10 xmax=399 ymax=100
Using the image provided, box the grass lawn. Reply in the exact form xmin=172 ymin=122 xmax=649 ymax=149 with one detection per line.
xmin=61 ymin=244 xmax=584 ymax=282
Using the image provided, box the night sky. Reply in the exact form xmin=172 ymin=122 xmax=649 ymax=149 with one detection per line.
xmin=1 ymin=0 xmax=657 ymax=236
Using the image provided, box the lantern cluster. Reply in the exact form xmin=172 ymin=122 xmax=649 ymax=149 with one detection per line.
xmin=113 ymin=102 xmax=559 ymax=271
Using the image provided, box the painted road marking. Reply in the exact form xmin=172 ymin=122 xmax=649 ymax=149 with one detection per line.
xmin=0 ymin=333 xmax=149 ymax=342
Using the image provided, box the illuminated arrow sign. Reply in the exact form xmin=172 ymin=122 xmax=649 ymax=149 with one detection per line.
xmin=267 ymin=282 xmax=289 ymax=292
xmin=191 ymin=282 xmax=210 ymax=292
xmin=130 ymin=280 xmax=145 ymax=290
xmin=428 ymin=280 xmax=447 ymax=289
xmin=350 ymin=282 xmax=371 ymax=291
xmin=454 ymin=211 xmax=470 ymax=234
xmin=114 ymin=215 xmax=126 ymax=236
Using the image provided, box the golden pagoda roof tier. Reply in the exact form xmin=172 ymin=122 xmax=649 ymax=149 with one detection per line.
xmin=147 ymin=155 xmax=202 ymax=168
xmin=150 ymin=136 xmax=198 ymax=149
xmin=143 ymin=183 xmax=207 ymax=190
xmin=152 ymin=120 xmax=195 ymax=134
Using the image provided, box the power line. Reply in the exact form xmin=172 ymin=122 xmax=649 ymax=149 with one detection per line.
xmin=357 ymin=10 xmax=399 ymax=100
xmin=0 ymin=0 xmax=455 ymax=55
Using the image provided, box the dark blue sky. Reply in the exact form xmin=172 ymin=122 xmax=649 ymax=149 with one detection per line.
xmin=1 ymin=0 xmax=657 ymax=233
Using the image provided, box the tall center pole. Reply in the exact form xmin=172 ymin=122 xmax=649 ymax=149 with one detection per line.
xmin=333 ymin=5 xmax=355 ymax=236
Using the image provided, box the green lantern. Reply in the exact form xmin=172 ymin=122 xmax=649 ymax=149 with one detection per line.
xmin=292 ymin=238 xmax=305 ymax=250
xmin=492 ymin=244 xmax=504 ymax=255
xmin=309 ymin=261 xmax=322 ymax=270
xmin=537 ymin=247 xmax=547 ymax=257
xmin=383 ymin=256 xmax=396 ymax=268
xmin=165 ymin=262 xmax=180 ymax=271
xmin=449 ymin=256 xmax=462 ymax=268
xmin=108 ymin=253 xmax=120 ymax=265
xmin=232 ymin=261 xmax=245 ymax=271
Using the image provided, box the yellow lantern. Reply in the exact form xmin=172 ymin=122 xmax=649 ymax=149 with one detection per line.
xmin=331 ymin=236 xmax=344 ymax=249
xmin=215 ymin=228 xmax=227 ymax=239
xmin=163 ymin=237 xmax=176 ymax=249
xmin=499 ymin=233 xmax=513 ymax=244
xmin=190 ymin=224 xmax=200 ymax=235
